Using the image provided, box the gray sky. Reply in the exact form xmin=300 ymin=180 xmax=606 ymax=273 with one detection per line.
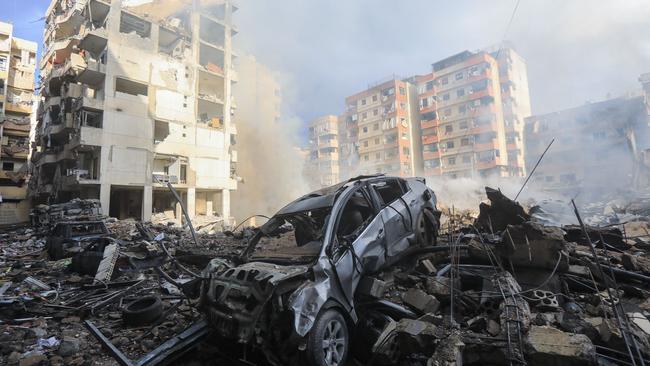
xmin=234 ymin=0 xmax=650 ymax=124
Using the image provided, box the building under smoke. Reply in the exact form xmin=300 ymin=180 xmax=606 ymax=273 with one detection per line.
xmin=32 ymin=0 xmax=238 ymax=223
xmin=525 ymin=91 xmax=650 ymax=197
xmin=0 ymin=21 xmax=37 ymax=225
xmin=307 ymin=115 xmax=340 ymax=187
xmin=416 ymin=46 xmax=531 ymax=179
xmin=339 ymin=78 xmax=423 ymax=179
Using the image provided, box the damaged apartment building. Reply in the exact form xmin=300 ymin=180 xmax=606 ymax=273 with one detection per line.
xmin=31 ymin=0 xmax=239 ymax=223
xmin=307 ymin=115 xmax=340 ymax=187
xmin=339 ymin=78 xmax=423 ymax=179
xmin=525 ymin=80 xmax=650 ymax=197
xmin=309 ymin=46 xmax=531 ymax=186
xmin=0 ymin=21 xmax=37 ymax=225
xmin=416 ymin=46 xmax=531 ymax=179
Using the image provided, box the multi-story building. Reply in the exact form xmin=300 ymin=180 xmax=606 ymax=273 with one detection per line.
xmin=307 ymin=115 xmax=339 ymax=187
xmin=0 ymin=21 xmax=37 ymax=225
xmin=416 ymin=47 xmax=531 ymax=179
xmin=340 ymin=78 xmax=422 ymax=178
xmin=31 ymin=0 xmax=238 ymax=222
xmin=524 ymin=95 xmax=648 ymax=196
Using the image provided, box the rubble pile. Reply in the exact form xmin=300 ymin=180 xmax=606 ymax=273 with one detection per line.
xmin=0 ymin=219 xmax=246 ymax=366
xmin=1 ymin=185 xmax=650 ymax=365
xmin=362 ymin=187 xmax=650 ymax=365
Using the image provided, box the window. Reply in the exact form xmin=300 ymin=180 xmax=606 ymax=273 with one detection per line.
xmin=362 ymin=112 xmax=367 ymax=119
xmin=443 ymin=93 xmax=450 ymax=101
xmin=445 ymin=125 xmax=453 ymax=134
xmin=455 ymin=72 xmax=463 ymax=80
xmin=444 ymin=109 xmax=452 ymax=117
xmin=457 ymin=89 xmax=465 ymax=97
xmin=421 ymin=98 xmax=429 ymax=108
xmin=363 ymin=140 xmax=369 ymax=147
xmin=446 ymin=141 xmax=455 ymax=149
xmin=371 ymin=179 xmax=405 ymax=206
xmin=422 ymin=127 xmax=437 ymax=136
xmin=364 ymin=154 xmax=369 ymax=161
xmin=372 ymin=95 xmax=378 ymax=102
xmin=421 ymin=111 xmax=436 ymax=121
xmin=399 ymin=87 xmax=406 ymax=95
xmin=426 ymin=81 xmax=434 ymax=90
xmin=2 ymin=162 xmax=14 ymax=171
xmin=362 ymin=126 xmax=368 ymax=133
xmin=0 ymin=56 xmax=6 ymax=71
xmin=361 ymin=99 xmax=367 ymax=105
xmin=423 ymin=143 xmax=438 ymax=152
xmin=424 ymin=159 xmax=440 ymax=168
xmin=402 ymin=147 xmax=410 ymax=155
xmin=441 ymin=77 xmax=448 ymax=85
xmin=374 ymin=138 xmax=380 ymax=145
xmin=373 ymin=109 xmax=379 ymax=116
xmin=120 ymin=12 xmax=151 ymax=38
xmin=461 ymin=138 xmax=471 ymax=146
xmin=375 ymin=152 xmax=381 ymax=160
xmin=448 ymin=157 xmax=456 ymax=165
xmin=115 ymin=77 xmax=148 ymax=96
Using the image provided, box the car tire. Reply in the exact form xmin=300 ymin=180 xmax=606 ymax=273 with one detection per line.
xmin=306 ymin=308 xmax=349 ymax=366
xmin=47 ymin=238 xmax=66 ymax=260
xmin=122 ymin=296 xmax=163 ymax=326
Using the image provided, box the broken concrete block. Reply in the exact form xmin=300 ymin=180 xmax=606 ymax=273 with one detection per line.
xmin=424 ymin=276 xmax=452 ymax=298
xmin=526 ymin=326 xmax=596 ymax=365
xmin=417 ymin=259 xmax=436 ymax=274
xmin=356 ymin=276 xmax=387 ymax=298
xmin=487 ymin=319 xmax=500 ymax=336
xmin=499 ymin=222 xmax=570 ymax=271
xmin=403 ymin=288 xmax=440 ymax=313
xmin=394 ymin=318 xmax=439 ymax=354
xmin=628 ymin=312 xmax=650 ymax=335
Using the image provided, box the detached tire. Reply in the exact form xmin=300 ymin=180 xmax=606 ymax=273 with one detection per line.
xmin=122 ymin=296 xmax=163 ymax=326
xmin=306 ymin=308 xmax=349 ymax=366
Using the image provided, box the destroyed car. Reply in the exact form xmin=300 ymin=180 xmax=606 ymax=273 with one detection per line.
xmin=199 ymin=175 xmax=440 ymax=365
xmin=45 ymin=220 xmax=112 ymax=260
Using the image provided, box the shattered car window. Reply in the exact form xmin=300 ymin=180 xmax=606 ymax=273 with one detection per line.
xmin=250 ymin=208 xmax=331 ymax=263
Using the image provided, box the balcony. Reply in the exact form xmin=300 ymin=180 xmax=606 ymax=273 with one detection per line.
xmin=474 ymin=140 xmax=499 ymax=151
xmin=79 ymin=27 xmax=108 ymax=55
xmin=470 ymin=121 xmax=498 ymax=135
xmin=61 ymin=169 xmax=100 ymax=189
xmin=153 ymin=173 xmax=179 ymax=185
xmin=5 ymin=101 xmax=32 ymax=114
xmin=318 ymin=139 xmax=339 ymax=149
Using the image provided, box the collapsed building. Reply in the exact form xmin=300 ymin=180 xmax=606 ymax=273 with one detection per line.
xmin=0 ymin=21 xmax=37 ymax=225
xmin=31 ymin=0 xmax=239 ymax=223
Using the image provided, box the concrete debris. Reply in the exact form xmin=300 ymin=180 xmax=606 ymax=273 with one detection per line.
xmin=3 ymin=183 xmax=650 ymax=366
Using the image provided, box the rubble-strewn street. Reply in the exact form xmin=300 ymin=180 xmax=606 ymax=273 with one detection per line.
xmin=1 ymin=184 xmax=650 ymax=365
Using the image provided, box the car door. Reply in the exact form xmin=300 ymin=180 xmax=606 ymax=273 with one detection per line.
xmin=328 ymin=184 xmax=387 ymax=302
xmin=368 ymin=178 xmax=412 ymax=257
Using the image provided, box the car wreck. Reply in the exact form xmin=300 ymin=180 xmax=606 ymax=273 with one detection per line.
xmin=198 ymin=175 xmax=441 ymax=365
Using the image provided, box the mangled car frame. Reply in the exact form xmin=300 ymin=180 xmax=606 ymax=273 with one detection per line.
xmin=198 ymin=175 xmax=440 ymax=365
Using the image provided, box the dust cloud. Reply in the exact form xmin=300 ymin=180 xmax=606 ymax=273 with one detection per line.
xmin=230 ymin=55 xmax=310 ymax=224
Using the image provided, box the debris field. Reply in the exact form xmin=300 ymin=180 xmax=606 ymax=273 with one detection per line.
xmin=1 ymin=189 xmax=650 ymax=366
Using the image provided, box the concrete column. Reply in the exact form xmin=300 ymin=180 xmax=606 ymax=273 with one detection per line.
xmin=221 ymin=189 xmax=231 ymax=224
xmin=100 ymin=183 xmax=111 ymax=216
xmin=142 ymin=185 xmax=152 ymax=222
xmin=187 ymin=187 xmax=196 ymax=219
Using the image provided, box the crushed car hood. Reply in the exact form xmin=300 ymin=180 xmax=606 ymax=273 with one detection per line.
xmin=201 ymin=260 xmax=309 ymax=342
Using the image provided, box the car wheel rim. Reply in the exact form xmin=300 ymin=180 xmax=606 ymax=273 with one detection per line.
xmin=418 ymin=216 xmax=429 ymax=244
xmin=321 ymin=319 xmax=345 ymax=366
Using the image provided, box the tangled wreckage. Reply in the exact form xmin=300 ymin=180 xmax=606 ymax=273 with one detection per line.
xmin=1 ymin=176 xmax=650 ymax=366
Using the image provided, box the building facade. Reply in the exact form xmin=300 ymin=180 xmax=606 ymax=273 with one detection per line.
xmin=524 ymin=96 xmax=648 ymax=196
xmin=340 ymin=78 xmax=422 ymax=179
xmin=31 ymin=0 xmax=238 ymax=222
xmin=0 ymin=21 xmax=37 ymax=225
xmin=416 ymin=47 xmax=531 ymax=179
xmin=307 ymin=115 xmax=340 ymax=187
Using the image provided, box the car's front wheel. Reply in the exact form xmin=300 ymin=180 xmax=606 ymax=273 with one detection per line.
xmin=306 ymin=308 xmax=349 ymax=366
